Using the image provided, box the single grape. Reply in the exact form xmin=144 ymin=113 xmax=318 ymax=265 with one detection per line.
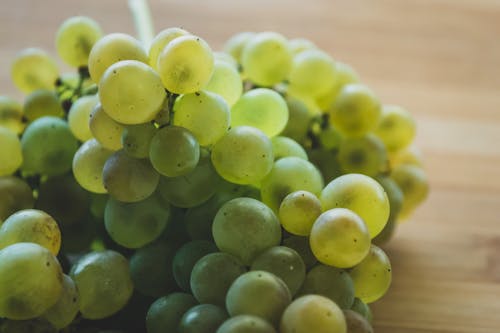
xmin=68 ymin=94 xmax=99 ymax=141
xmin=11 ymin=48 xmax=59 ymax=93
xmin=373 ymin=176 xmax=404 ymax=245
xmin=146 ymin=293 xmax=198 ymax=333
xmin=23 ymin=89 xmax=64 ymax=122
xmin=375 ymin=105 xmax=416 ymax=152
xmin=279 ymin=190 xmax=322 ymax=236
xmin=391 ymin=164 xmax=429 ymax=219
xmin=288 ymin=38 xmax=317 ymax=54
xmin=316 ymin=61 xmax=359 ymax=111
xmin=224 ymin=32 xmax=255 ymax=63
xmin=0 ymin=176 xmax=34 ymax=222
xmin=149 ymin=27 xmax=190 ymax=69
xmin=178 ymin=304 xmax=228 ymax=333
xmin=121 ymin=122 xmax=157 ymax=158
xmin=216 ymin=315 xmax=277 ymax=333
xmin=318 ymin=125 xmax=343 ymax=150
xmin=89 ymin=103 xmax=125 ymax=151
xmin=204 ymin=60 xmax=243 ymax=107
xmin=271 ymin=136 xmax=308 ymax=161
xmin=73 ymin=139 xmax=114 ymax=194
xmin=42 ymin=274 xmax=79 ymax=329
xmin=0 ymin=95 xmax=24 ymax=134
xmin=280 ymin=97 xmax=312 ymax=143
xmin=343 ymin=310 xmax=374 ymax=333
xmin=350 ymin=298 xmax=372 ymax=322
xmin=0 ymin=127 xmax=23 ymax=176
xmin=337 ymin=134 xmax=388 ymax=177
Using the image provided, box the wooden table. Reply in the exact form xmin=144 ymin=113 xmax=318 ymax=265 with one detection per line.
xmin=1 ymin=0 xmax=499 ymax=332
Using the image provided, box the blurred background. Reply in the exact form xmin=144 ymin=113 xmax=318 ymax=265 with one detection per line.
xmin=1 ymin=0 xmax=500 ymax=331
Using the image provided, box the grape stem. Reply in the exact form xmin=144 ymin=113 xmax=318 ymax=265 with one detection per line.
xmin=128 ymin=0 xmax=155 ymax=47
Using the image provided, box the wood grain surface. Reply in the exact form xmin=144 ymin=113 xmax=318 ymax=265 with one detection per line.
xmin=1 ymin=0 xmax=500 ymax=332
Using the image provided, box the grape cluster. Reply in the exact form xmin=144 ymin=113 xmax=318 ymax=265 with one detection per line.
xmin=0 ymin=15 xmax=429 ymax=333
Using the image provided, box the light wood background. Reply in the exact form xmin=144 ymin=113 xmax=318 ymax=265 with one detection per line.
xmin=1 ymin=0 xmax=500 ymax=332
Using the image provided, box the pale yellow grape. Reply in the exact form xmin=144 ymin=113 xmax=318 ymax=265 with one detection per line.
xmin=350 ymin=245 xmax=392 ymax=303
xmin=391 ymin=164 xmax=429 ymax=219
xmin=375 ymin=105 xmax=416 ymax=152
xmin=68 ymin=94 xmax=99 ymax=141
xmin=309 ymin=208 xmax=371 ymax=268
xmin=279 ymin=190 xmax=322 ymax=236
xmin=321 ymin=174 xmax=390 ymax=239
xmin=0 ymin=127 xmax=22 ymax=176
xmin=23 ymin=89 xmax=64 ymax=122
xmin=389 ymin=145 xmax=424 ymax=168
xmin=11 ymin=48 xmax=59 ymax=93
xmin=89 ymin=103 xmax=125 ymax=150
xmin=205 ymin=60 xmax=243 ymax=107
xmin=0 ymin=209 xmax=61 ymax=255
xmin=42 ymin=274 xmax=79 ymax=329
xmin=88 ymin=33 xmax=148 ymax=83
xmin=157 ymin=35 xmax=214 ymax=94
xmin=56 ymin=16 xmax=103 ymax=67
xmin=241 ymin=32 xmax=292 ymax=86
xmin=0 ymin=96 xmax=24 ymax=134
xmin=288 ymin=38 xmax=317 ymax=54
xmin=149 ymin=27 xmax=190 ymax=69
xmin=0 ymin=177 xmax=34 ymax=222
xmin=223 ymin=32 xmax=255 ymax=63
xmin=72 ymin=139 xmax=114 ymax=193
xmin=271 ymin=136 xmax=308 ymax=161
xmin=214 ymin=51 xmax=238 ymax=68
xmin=316 ymin=62 xmax=359 ymax=111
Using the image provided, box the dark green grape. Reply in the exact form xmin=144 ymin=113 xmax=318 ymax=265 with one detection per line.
xmin=350 ymin=298 xmax=372 ymax=323
xmin=307 ymin=148 xmax=343 ymax=184
xmin=121 ymin=122 xmax=157 ymax=159
xmin=146 ymin=293 xmax=198 ymax=333
xmin=343 ymin=310 xmax=373 ymax=333
xmin=179 ymin=304 xmax=228 ymax=333
xmin=373 ymin=176 xmax=404 ymax=245
xmin=282 ymin=235 xmax=317 ymax=270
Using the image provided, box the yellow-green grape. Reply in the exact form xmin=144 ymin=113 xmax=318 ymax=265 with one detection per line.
xmin=149 ymin=126 xmax=200 ymax=177
xmin=308 ymin=148 xmax=343 ymax=184
xmin=261 ymin=156 xmax=324 ymax=212
xmin=350 ymin=244 xmax=392 ymax=303
xmin=121 ymin=122 xmax=157 ymax=158
xmin=0 ymin=209 xmax=61 ymax=255
xmin=337 ymin=134 xmax=388 ymax=177
xmin=72 ymin=138 xmax=114 ymax=193
xmin=271 ymin=136 xmax=308 ymax=161
xmin=0 ymin=243 xmax=63 ymax=320
xmin=329 ymin=84 xmax=381 ymax=137
xmin=42 ymin=274 xmax=79 ymax=329
xmin=280 ymin=97 xmax=312 ymax=143
xmin=372 ymin=176 xmax=403 ymax=245
xmin=280 ymin=295 xmax=346 ymax=333
xmin=173 ymin=91 xmax=230 ymax=146
xmin=204 ymin=60 xmax=243 ymax=107
xmin=99 ymin=60 xmax=166 ymax=124
xmin=149 ymin=27 xmax=190 ymax=69
xmin=389 ymin=145 xmax=423 ymax=168
xmin=279 ymin=190 xmax=322 ymax=236
xmin=217 ymin=314 xmax=277 ymax=333
xmin=56 ymin=16 xmax=103 ymax=67
xmin=0 ymin=127 xmax=22 ymax=176
xmin=178 ymin=304 xmax=228 ymax=333
xmin=0 ymin=96 xmax=24 ymax=134
xmin=288 ymin=38 xmax=317 ymax=55
xmin=375 ymin=105 xmax=416 ymax=152
xmin=0 ymin=176 xmax=34 ymax=222
xmin=68 ymin=94 xmax=99 ymax=141
xmin=288 ymin=49 xmax=336 ymax=98
xmin=321 ymin=174 xmax=390 ymax=239
xmin=319 ymin=125 xmax=343 ymax=151
xmin=211 ymin=126 xmax=273 ymax=185
xmin=214 ymin=51 xmax=238 ymax=68
xmin=102 ymin=150 xmax=159 ymax=202
xmin=146 ymin=293 xmax=198 ymax=333
xmin=316 ymin=62 xmax=359 ymax=111
xmin=70 ymin=250 xmax=133 ymax=319
xmin=88 ymin=33 xmax=148 ymax=83
xmin=11 ymin=48 xmax=59 ymax=93
xmin=89 ymin=103 xmax=124 ymax=150
xmin=157 ymin=35 xmax=214 ymax=94
xmin=241 ymin=32 xmax=292 ymax=86
xmin=391 ymin=164 xmax=429 ymax=219
xmin=343 ymin=310 xmax=374 ymax=333
xmin=224 ymin=32 xmax=255 ymax=64
xmin=309 ymin=208 xmax=371 ymax=268
xmin=23 ymin=89 xmax=64 ymax=122
xmin=231 ymin=88 xmax=289 ymax=137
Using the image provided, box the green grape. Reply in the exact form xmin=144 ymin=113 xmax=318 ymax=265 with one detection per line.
xmin=350 ymin=245 xmax=392 ymax=304
xmin=288 ymin=49 xmax=336 ymax=98
xmin=318 ymin=125 xmax=342 ymax=150
xmin=343 ymin=310 xmax=373 ymax=333
xmin=0 ymin=127 xmax=22 ymax=176
xmin=149 ymin=27 xmax=190 ymax=69
xmin=23 ymin=89 xmax=64 ymax=122
xmin=149 ymin=125 xmax=200 ymax=177
xmin=21 ymin=116 xmax=78 ymax=176
xmin=68 ymin=94 xmax=98 ymax=141
xmin=299 ymin=264 xmax=355 ymax=309
xmin=0 ymin=209 xmax=60 ymax=255
xmin=56 ymin=16 xmax=103 ymax=67
xmin=204 ymin=60 xmax=243 ymax=107
xmin=288 ymin=38 xmax=317 ymax=54
xmin=282 ymin=235 xmax=317 ymax=270
xmin=337 ymin=134 xmax=388 ymax=177
xmin=214 ymin=51 xmax=238 ymax=68
xmin=173 ymin=90 xmax=230 ymax=146
xmin=0 ymin=318 xmax=57 ymax=333
xmin=212 ymin=197 xmax=281 ymax=265
xmin=73 ymin=139 xmax=114 ymax=194
xmin=316 ymin=62 xmax=359 ymax=111
xmin=179 ymin=304 xmax=228 ymax=333
xmin=329 ymin=84 xmax=381 ymax=137
xmin=42 ymin=274 xmax=79 ymax=329
xmin=250 ymin=246 xmax=306 ymax=296
xmin=0 ymin=176 xmax=34 ymax=222
xmin=391 ymin=164 xmax=429 ymax=219
xmin=271 ymin=136 xmax=307 ymax=161
xmin=0 ymin=96 xmax=24 ymax=134
xmin=121 ymin=122 xmax=157 ymax=158
xmin=375 ymin=105 xmax=416 ymax=152
xmin=224 ymin=32 xmax=255 ymax=63
xmin=0 ymin=243 xmax=63 ymax=320
xmin=260 ymin=156 xmax=324 ymax=212
xmin=104 ymin=194 xmax=170 ymax=248
xmin=216 ymin=315 xmax=277 ymax=333
xmin=88 ymin=33 xmax=148 ymax=83
xmin=190 ymin=252 xmax=247 ymax=306
xmin=157 ymin=35 xmax=214 ymax=94
xmin=70 ymin=250 xmax=133 ymax=319
xmin=226 ymin=270 xmax=291 ymax=326
xmin=89 ymin=103 xmax=125 ymax=151
xmin=279 ymin=190 xmax=322 ymax=236
xmin=373 ymin=176 xmax=403 ymax=245
xmin=321 ymin=173 xmax=390 ymax=238
xmin=89 ymin=193 xmax=108 ymax=219
xmin=59 ymin=216 xmax=97 ymax=254
xmin=280 ymin=97 xmax=312 ymax=143
xmin=241 ymin=32 xmax=292 ymax=86
xmin=146 ymin=293 xmax=198 ymax=333
xmin=102 ymin=150 xmax=159 ymax=202
xmin=11 ymin=48 xmax=59 ymax=93
xmin=172 ymin=240 xmax=217 ymax=292
xmin=280 ymin=295 xmax=346 ymax=333
xmin=231 ymin=88 xmax=288 ymax=138
xmin=350 ymin=298 xmax=372 ymax=323
xmin=211 ymin=126 xmax=273 ymax=185
xmin=389 ymin=145 xmax=423 ymax=168
xmin=308 ymin=148 xmax=343 ymax=184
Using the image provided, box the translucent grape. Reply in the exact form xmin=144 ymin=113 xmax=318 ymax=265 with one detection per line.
xmin=0 ymin=176 xmax=34 ymax=222
xmin=42 ymin=274 xmax=79 ymax=329
xmin=224 ymin=32 xmax=255 ymax=63
xmin=204 ymin=60 xmax=243 ymax=107
xmin=0 ymin=127 xmax=23 ymax=176
xmin=0 ymin=96 xmax=25 ymax=134
xmin=271 ymin=136 xmax=308 ymax=161
xmin=214 ymin=51 xmax=238 ymax=68
xmin=316 ymin=61 xmax=359 ymax=111
xmin=179 ymin=304 xmax=228 ymax=333
xmin=121 ymin=122 xmax=157 ymax=158
xmin=280 ymin=97 xmax=312 ymax=142
xmin=282 ymin=235 xmax=317 ymax=270
xmin=23 ymin=89 xmax=64 ymax=122
xmin=68 ymin=94 xmax=98 ymax=141
xmin=11 ymin=48 xmax=59 ymax=93
xmin=149 ymin=27 xmax=190 ymax=69
xmin=89 ymin=103 xmax=125 ymax=151
xmin=343 ymin=310 xmax=374 ymax=333
xmin=146 ymin=293 xmax=198 ymax=333
xmin=375 ymin=105 xmax=416 ymax=152
xmin=279 ymin=190 xmax=322 ymax=236
xmin=216 ymin=315 xmax=277 ymax=333
xmin=391 ymin=164 xmax=429 ymax=219
xmin=288 ymin=38 xmax=317 ymax=54
xmin=73 ymin=138 xmax=114 ymax=194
